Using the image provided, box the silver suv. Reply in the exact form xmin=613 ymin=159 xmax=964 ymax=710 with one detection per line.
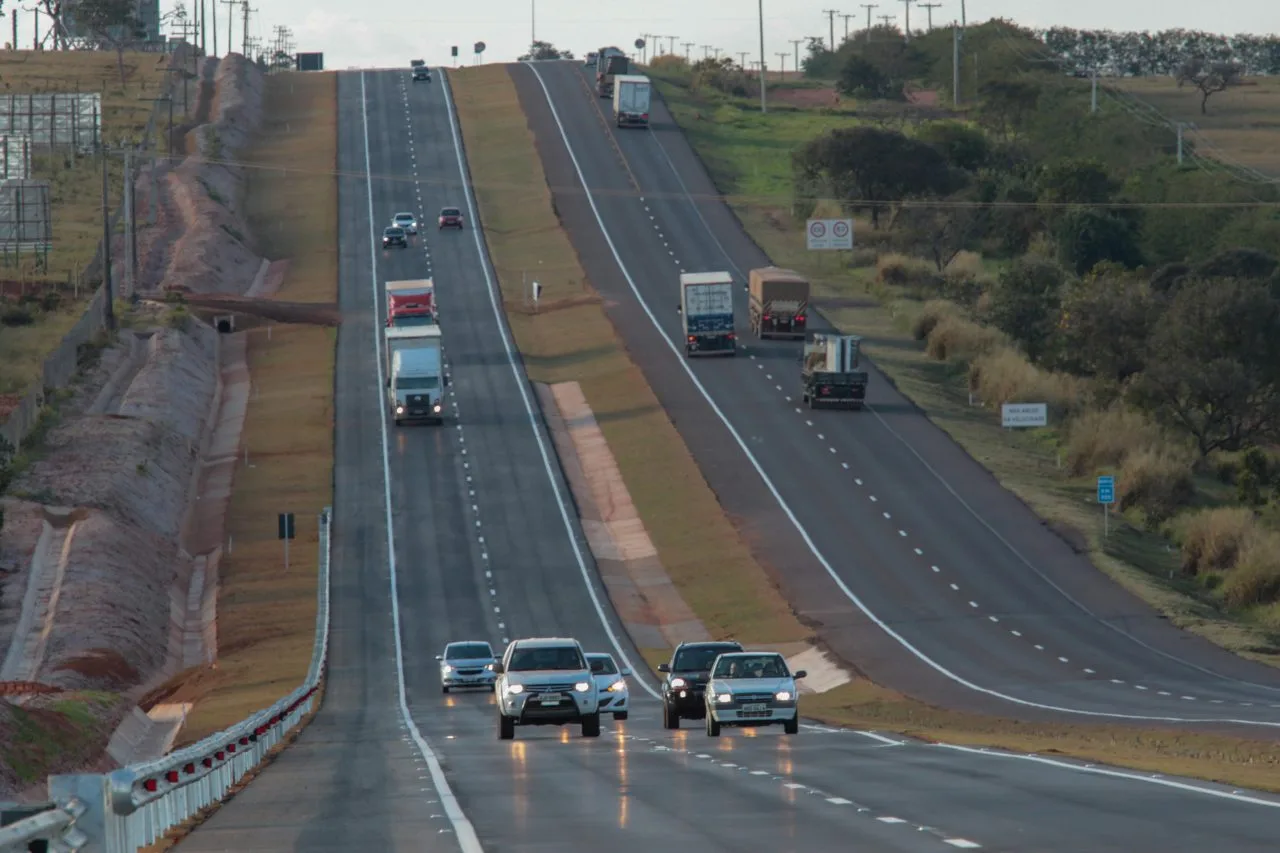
xmin=494 ymin=637 xmax=601 ymax=739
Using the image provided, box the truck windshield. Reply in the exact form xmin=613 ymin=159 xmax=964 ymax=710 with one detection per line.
xmin=395 ymin=377 xmax=439 ymax=390
xmin=391 ymin=315 xmax=434 ymax=327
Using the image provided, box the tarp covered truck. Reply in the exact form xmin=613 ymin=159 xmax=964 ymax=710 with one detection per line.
xmin=596 ymin=48 xmax=628 ymax=97
xmin=385 ymin=325 xmax=446 ymax=425
xmin=386 ymin=278 xmax=435 ymax=327
xmin=748 ymin=267 xmax=809 ymax=340
xmin=613 ymin=74 xmax=651 ymax=127
xmin=678 ymin=271 xmax=736 ymax=357
xmin=801 ymin=333 xmax=867 ymax=410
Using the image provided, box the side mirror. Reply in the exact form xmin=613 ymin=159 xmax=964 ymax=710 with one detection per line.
xmin=657 ymin=663 xmax=670 ymax=673
xmin=621 ymin=668 xmax=632 ymax=677
xmin=794 ymin=670 xmax=807 ymax=679
xmin=675 ymin=303 xmax=682 ymax=313
xmin=491 ymin=662 xmax=504 ymax=674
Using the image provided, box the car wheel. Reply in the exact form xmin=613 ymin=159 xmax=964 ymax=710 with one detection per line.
xmin=489 ymin=684 xmax=497 ymax=692
xmin=441 ymin=685 xmax=449 ymax=694
xmin=662 ymin=702 xmax=679 ymax=729
xmin=498 ymin=714 xmax=515 ymax=740
xmin=706 ymin=713 xmax=720 ymax=737
xmin=581 ymin=713 xmax=601 ymax=738
xmin=784 ymin=717 xmax=799 ymax=735
xmin=613 ymin=711 xmax=628 ymax=721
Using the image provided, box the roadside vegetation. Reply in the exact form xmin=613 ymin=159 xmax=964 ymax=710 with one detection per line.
xmin=644 ymin=20 xmax=1280 ymax=663
xmin=146 ymin=71 xmax=338 ymax=745
xmin=0 ymin=50 xmax=182 ymax=400
xmin=456 ymin=54 xmax=1280 ymax=792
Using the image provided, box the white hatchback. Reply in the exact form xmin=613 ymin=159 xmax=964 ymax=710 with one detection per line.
xmin=586 ymin=653 xmax=631 ymax=720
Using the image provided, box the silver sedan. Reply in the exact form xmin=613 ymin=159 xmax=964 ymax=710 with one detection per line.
xmin=437 ymin=640 xmax=498 ymax=693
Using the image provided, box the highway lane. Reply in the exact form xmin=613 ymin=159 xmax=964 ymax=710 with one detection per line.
xmin=511 ymin=59 xmax=1280 ymax=725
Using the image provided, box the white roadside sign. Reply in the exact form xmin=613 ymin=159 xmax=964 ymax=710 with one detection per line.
xmin=1001 ymin=403 xmax=1048 ymax=428
xmin=806 ymin=218 xmax=853 ymax=250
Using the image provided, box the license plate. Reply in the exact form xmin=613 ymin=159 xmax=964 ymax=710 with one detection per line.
xmin=538 ymin=694 xmax=564 ymax=705
xmin=742 ymin=703 xmax=766 ymax=712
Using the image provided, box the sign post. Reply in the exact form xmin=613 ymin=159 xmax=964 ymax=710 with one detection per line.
xmin=474 ymin=41 xmax=486 ymax=66
xmin=805 ymin=218 xmax=853 ymax=251
xmin=278 ymin=512 xmax=296 ymax=569
xmin=1096 ymin=476 xmax=1115 ymax=536
xmin=451 ymin=45 xmax=458 ymax=66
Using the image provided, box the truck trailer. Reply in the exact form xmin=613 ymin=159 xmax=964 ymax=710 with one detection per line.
xmin=678 ymin=271 xmax=736 ymax=357
xmin=385 ymin=325 xmax=446 ymax=424
xmin=596 ymin=48 xmax=628 ymax=97
xmin=613 ymin=74 xmax=652 ymax=127
xmin=748 ymin=267 xmax=809 ymax=340
xmin=386 ymin=278 xmax=435 ymax=327
xmin=801 ymin=333 xmax=867 ymax=410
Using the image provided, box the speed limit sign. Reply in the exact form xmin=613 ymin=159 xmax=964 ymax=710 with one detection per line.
xmin=806 ymin=218 xmax=853 ymax=250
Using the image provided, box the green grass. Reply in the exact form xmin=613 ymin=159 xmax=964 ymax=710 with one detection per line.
xmin=0 ymin=692 xmax=120 ymax=785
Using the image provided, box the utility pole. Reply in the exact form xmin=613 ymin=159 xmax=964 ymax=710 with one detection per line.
xmin=842 ymin=13 xmax=855 ymax=39
xmin=918 ymin=2 xmax=940 ymax=29
xmin=220 ymin=0 xmax=235 ymax=54
xmin=124 ymin=148 xmax=134 ymax=297
xmin=667 ymin=36 xmax=677 ymax=54
xmin=776 ymin=52 xmax=788 ymax=79
xmin=790 ymin=38 xmax=804 ymax=74
xmin=900 ymin=0 xmax=912 ymax=40
xmin=1091 ymin=67 xmax=1098 ymax=112
xmin=701 ymin=44 xmax=713 ymax=58
xmin=952 ymin=25 xmax=960 ymax=105
xmin=860 ymin=4 xmax=877 ymax=41
xmin=822 ymin=9 xmax=839 ymax=50
xmin=211 ymin=0 xmax=217 ymax=55
xmin=878 ymin=14 xmax=894 ymax=27
xmin=641 ymin=33 xmax=654 ymax=63
xmin=241 ymin=0 xmax=253 ymax=55
xmin=101 ymin=149 xmax=116 ymax=331
xmin=682 ymin=41 xmax=694 ymax=59
xmin=758 ymin=0 xmax=768 ymax=114
xmin=737 ymin=51 xmax=749 ymax=68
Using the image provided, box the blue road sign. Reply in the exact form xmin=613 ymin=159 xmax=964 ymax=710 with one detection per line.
xmin=1097 ymin=475 xmax=1115 ymax=504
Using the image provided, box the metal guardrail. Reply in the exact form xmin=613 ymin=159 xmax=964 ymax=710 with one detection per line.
xmin=0 ymin=506 xmax=333 ymax=853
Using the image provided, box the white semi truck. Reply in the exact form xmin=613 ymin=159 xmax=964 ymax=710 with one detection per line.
xmin=677 ymin=271 xmax=736 ymax=357
xmin=613 ymin=74 xmax=652 ymax=127
xmin=385 ymin=325 xmax=447 ymax=425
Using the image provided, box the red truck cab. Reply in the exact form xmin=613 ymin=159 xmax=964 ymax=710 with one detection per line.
xmin=386 ymin=279 xmax=436 ymax=327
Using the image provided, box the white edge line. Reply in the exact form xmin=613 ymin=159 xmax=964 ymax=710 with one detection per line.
xmin=362 ymin=72 xmax=484 ymax=851
xmin=520 ymin=61 xmax=1280 ymax=732
xmin=437 ymin=68 xmax=661 ymax=702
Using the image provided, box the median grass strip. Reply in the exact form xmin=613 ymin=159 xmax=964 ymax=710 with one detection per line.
xmin=450 ymin=64 xmax=1280 ymax=793
xmin=0 ymin=50 xmax=177 ymax=397
xmin=166 ymin=71 xmax=338 ymax=745
xmin=450 ymin=64 xmax=807 ymax=651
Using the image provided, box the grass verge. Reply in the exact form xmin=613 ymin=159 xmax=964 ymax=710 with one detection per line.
xmin=0 ymin=50 xmax=181 ymax=397
xmin=0 ymin=692 xmax=122 ymax=790
xmin=455 ymin=64 xmax=1280 ymax=792
xmin=155 ymin=71 xmax=338 ymax=745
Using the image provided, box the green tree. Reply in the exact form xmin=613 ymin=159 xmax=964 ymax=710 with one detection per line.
xmin=976 ymin=79 xmax=1042 ymax=139
xmin=983 ymin=257 xmax=1066 ymax=362
xmin=520 ymin=41 xmax=573 ymax=60
xmin=917 ymin=121 xmax=990 ymax=172
xmin=836 ymin=55 xmax=895 ymax=99
xmin=1131 ymin=278 xmax=1280 ymax=455
xmin=1054 ymin=207 xmax=1143 ymax=275
xmin=1054 ymin=269 xmax=1160 ymax=382
xmin=69 ymin=0 xmax=138 ymax=84
xmin=1175 ymin=57 xmax=1243 ymax=114
xmin=1036 ymin=158 xmax=1116 ymax=205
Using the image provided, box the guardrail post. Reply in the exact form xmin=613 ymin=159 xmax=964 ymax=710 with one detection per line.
xmin=48 ymin=774 xmax=111 ymax=852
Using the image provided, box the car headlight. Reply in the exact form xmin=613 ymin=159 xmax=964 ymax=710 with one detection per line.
xmin=506 ymin=684 xmax=524 ymax=694
xmin=395 ymin=405 xmax=404 ymax=414
xmin=775 ymin=691 xmax=792 ymax=701
xmin=442 ymin=664 xmax=453 ymax=673
xmin=573 ymin=681 xmax=591 ymax=693
xmin=484 ymin=663 xmax=494 ymax=671
xmin=716 ymin=693 xmax=733 ymax=703
xmin=669 ymin=677 xmax=687 ymax=689
xmin=433 ymin=404 xmax=441 ymax=412
xmin=607 ymin=679 xmax=626 ymax=692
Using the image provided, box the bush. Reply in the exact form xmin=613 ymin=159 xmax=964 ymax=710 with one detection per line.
xmin=967 ymin=346 xmax=1084 ymax=415
xmin=877 ymin=252 xmax=941 ymax=293
xmin=39 ymin=289 xmax=61 ymax=312
xmin=925 ymin=314 xmax=1007 ymax=361
xmin=911 ymin=299 xmax=961 ymax=340
xmin=945 ymin=250 xmax=986 ymax=279
xmin=1117 ymin=447 xmax=1195 ymax=525
xmin=1063 ymin=405 xmax=1165 ymax=476
xmin=1221 ymin=531 xmax=1280 ymax=607
xmin=849 ymin=247 xmax=879 ymax=268
xmin=1 ymin=305 xmax=34 ymax=326
xmin=1176 ymin=506 xmax=1258 ymax=576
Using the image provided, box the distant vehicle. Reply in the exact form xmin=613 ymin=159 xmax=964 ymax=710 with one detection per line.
xmin=677 ymin=271 xmax=735 ymax=357
xmin=595 ymin=47 xmax=628 ymax=97
xmin=585 ymin=52 xmax=597 ymax=67
xmin=748 ymin=266 xmax=808 ymax=339
xmin=438 ymin=206 xmax=464 ymax=229
xmin=612 ymin=74 xmax=651 ymax=127
xmin=392 ymin=212 xmax=418 ymax=234
xmin=385 ymin=325 xmax=446 ymax=425
xmin=586 ymin=652 xmax=631 ymax=721
xmin=801 ymin=332 xmax=868 ymax=410
xmin=411 ymin=61 xmax=431 ymax=82
xmin=657 ymin=640 xmax=744 ymax=728
xmin=437 ymin=641 xmax=498 ymax=693
xmin=410 ymin=59 xmax=425 ymax=66
xmin=704 ymin=651 xmax=805 ymax=736
xmin=494 ymin=637 xmax=602 ymax=740
xmin=385 ymin=278 xmax=435 ymax=326
xmin=382 ymin=226 xmax=407 ymax=248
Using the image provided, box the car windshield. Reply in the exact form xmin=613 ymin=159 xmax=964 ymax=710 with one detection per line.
xmin=395 ymin=376 xmax=438 ymax=390
xmin=672 ymin=646 xmax=740 ymax=672
xmin=587 ymin=655 xmax=618 ymax=675
xmin=446 ymin=643 xmax=492 ymax=660
xmin=441 ymin=208 xmax=460 ymax=216
xmin=395 ymin=214 xmax=413 ymax=222
xmin=713 ymin=654 xmax=788 ymax=679
xmin=390 ymin=315 xmax=433 ymax=327
xmin=507 ymin=645 xmax=584 ymax=672
xmin=385 ymin=228 xmax=403 ymax=236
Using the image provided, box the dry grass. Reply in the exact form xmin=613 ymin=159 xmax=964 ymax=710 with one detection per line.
xmin=1117 ymin=447 xmax=1196 ymax=525
xmin=450 ymin=64 xmax=807 ymax=649
xmin=1064 ymin=405 xmax=1166 ymax=477
xmin=967 ymin=346 xmax=1085 ymax=416
xmin=909 ymin=298 xmax=960 ymax=340
xmin=1177 ymin=507 xmax=1258 ymax=575
xmin=924 ymin=313 xmax=1006 ymax=361
xmin=0 ymin=50 xmax=185 ymax=395
xmin=1110 ymin=76 xmax=1280 ymax=178
xmin=162 ymin=72 xmax=337 ymax=745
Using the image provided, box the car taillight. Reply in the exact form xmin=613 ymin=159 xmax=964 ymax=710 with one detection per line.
xmin=727 ymin=332 xmax=735 ymax=339
xmin=821 ymin=386 xmax=830 ymax=395
xmin=687 ymin=335 xmax=696 ymax=342
xmin=641 ymin=113 xmax=649 ymax=119
xmin=796 ymin=315 xmax=806 ymax=323
xmin=762 ymin=314 xmax=771 ymax=321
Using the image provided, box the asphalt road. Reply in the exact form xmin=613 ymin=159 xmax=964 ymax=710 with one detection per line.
xmin=510 ymin=59 xmax=1280 ymax=730
xmin=173 ymin=65 xmax=1280 ymax=852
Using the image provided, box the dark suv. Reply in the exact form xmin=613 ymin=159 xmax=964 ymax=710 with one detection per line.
xmin=658 ymin=640 xmax=744 ymax=728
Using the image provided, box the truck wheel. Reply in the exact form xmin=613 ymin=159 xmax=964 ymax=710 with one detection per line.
xmin=442 ymin=685 xmax=449 ymax=694
xmin=705 ymin=713 xmax=721 ymax=737
xmin=393 ymin=417 xmax=403 ymax=426
xmin=498 ymin=714 xmax=515 ymax=740
xmin=662 ymin=702 xmax=679 ymax=729
xmin=581 ymin=713 xmax=602 ymax=738
xmin=613 ymin=711 xmax=628 ymax=721
xmin=784 ymin=717 xmax=799 ymax=735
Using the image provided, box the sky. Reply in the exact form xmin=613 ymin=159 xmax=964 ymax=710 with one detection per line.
xmin=171 ymin=1 xmax=1280 ymax=70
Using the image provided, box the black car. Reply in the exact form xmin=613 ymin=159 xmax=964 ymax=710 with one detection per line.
xmin=382 ymin=226 xmax=407 ymax=248
xmin=658 ymin=640 xmax=744 ymax=728
xmin=413 ymin=67 xmax=431 ymax=82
